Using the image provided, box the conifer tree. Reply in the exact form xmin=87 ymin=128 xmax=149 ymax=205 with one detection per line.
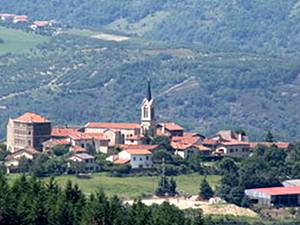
xmin=199 ymin=176 xmax=214 ymax=200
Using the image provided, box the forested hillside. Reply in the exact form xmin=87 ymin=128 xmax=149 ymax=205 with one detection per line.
xmin=1 ymin=1 xmax=300 ymax=140
xmin=2 ymin=0 xmax=300 ymax=55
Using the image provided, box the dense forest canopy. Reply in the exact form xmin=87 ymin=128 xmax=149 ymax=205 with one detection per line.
xmin=0 ymin=1 xmax=300 ymax=140
xmin=2 ymin=0 xmax=300 ymax=55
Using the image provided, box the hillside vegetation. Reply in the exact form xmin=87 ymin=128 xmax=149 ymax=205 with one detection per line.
xmin=2 ymin=0 xmax=300 ymax=55
xmin=0 ymin=1 xmax=300 ymax=140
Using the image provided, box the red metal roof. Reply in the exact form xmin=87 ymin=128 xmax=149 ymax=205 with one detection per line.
xmin=249 ymin=186 xmax=300 ymax=196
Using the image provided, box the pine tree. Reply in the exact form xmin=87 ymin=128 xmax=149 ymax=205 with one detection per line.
xmin=265 ymin=130 xmax=274 ymax=143
xmin=199 ymin=177 xmax=214 ymax=200
xmin=169 ymin=177 xmax=177 ymax=196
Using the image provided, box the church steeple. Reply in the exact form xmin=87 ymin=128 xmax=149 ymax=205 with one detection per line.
xmin=147 ymin=80 xmax=152 ymax=101
xmin=141 ymin=80 xmax=156 ymax=136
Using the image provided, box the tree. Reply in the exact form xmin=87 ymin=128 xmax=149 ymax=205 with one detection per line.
xmin=86 ymin=143 xmax=96 ymax=155
xmin=53 ymin=145 xmax=69 ymax=156
xmin=265 ymin=131 xmax=275 ymax=142
xmin=169 ymin=177 xmax=177 ymax=196
xmin=199 ymin=177 xmax=214 ymax=200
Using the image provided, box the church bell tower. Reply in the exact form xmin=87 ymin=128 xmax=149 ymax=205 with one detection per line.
xmin=141 ymin=80 xmax=156 ymax=136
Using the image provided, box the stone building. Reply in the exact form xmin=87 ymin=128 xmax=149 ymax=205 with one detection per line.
xmin=6 ymin=112 xmax=51 ymax=152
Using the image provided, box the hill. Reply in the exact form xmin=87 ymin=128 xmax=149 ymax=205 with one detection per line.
xmin=2 ymin=0 xmax=300 ymax=55
xmin=0 ymin=31 xmax=299 ymax=141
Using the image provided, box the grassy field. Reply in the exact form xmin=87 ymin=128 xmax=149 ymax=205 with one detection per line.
xmin=7 ymin=173 xmax=220 ymax=199
xmin=0 ymin=26 xmax=49 ymax=55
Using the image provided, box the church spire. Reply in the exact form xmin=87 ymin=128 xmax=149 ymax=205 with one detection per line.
xmin=147 ymin=79 xmax=152 ymax=101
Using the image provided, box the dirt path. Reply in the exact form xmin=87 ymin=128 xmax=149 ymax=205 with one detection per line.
xmin=125 ymin=196 xmax=258 ymax=218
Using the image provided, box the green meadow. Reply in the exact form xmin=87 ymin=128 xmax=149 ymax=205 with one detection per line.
xmin=0 ymin=26 xmax=49 ymax=55
xmin=7 ymin=173 xmax=221 ymax=199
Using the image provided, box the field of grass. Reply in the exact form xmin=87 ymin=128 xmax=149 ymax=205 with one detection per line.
xmin=0 ymin=26 xmax=49 ymax=55
xmin=7 ymin=173 xmax=220 ymax=199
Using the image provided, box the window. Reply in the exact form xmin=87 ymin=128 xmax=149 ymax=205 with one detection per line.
xmin=230 ymin=149 xmax=234 ymax=153
xmin=133 ymin=157 xmax=136 ymax=161
xmin=140 ymin=157 xmax=143 ymax=161
xmin=143 ymin=106 xmax=149 ymax=118
xmin=81 ymin=143 xmax=84 ymax=148
xmin=28 ymin=140 xmax=31 ymax=146
xmin=146 ymin=156 xmax=149 ymax=160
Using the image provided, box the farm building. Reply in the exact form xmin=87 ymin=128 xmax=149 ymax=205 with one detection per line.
xmin=245 ymin=186 xmax=300 ymax=207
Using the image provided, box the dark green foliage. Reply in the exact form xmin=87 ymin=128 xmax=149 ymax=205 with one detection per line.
xmin=53 ymin=145 xmax=69 ymax=156
xmin=86 ymin=143 xmax=96 ymax=155
xmin=199 ymin=177 xmax=214 ymax=200
xmin=265 ymin=131 xmax=275 ymax=143
xmin=155 ymin=176 xmax=177 ymax=196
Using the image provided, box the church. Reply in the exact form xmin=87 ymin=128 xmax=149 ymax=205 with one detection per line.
xmin=84 ymin=80 xmax=185 ymax=146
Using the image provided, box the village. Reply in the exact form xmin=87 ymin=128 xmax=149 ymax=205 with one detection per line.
xmin=0 ymin=12 xmax=60 ymax=34
xmin=2 ymin=81 xmax=300 ymax=210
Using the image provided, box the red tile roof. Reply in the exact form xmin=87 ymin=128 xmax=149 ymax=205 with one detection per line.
xmin=68 ymin=132 xmax=107 ymax=141
xmin=183 ymin=132 xmax=199 ymax=137
xmin=171 ymin=136 xmax=200 ymax=144
xmin=119 ymin=144 xmax=159 ymax=151
xmin=221 ymin=141 xmax=250 ymax=146
xmin=33 ymin=21 xmax=49 ymax=27
xmin=14 ymin=15 xmax=28 ymax=20
xmin=160 ymin=123 xmax=184 ymax=131
xmin=203 ymin=138 xmax=219 ymax=145
xmin=125 ymin=149 xmax=152 ymax=155
xmin=51 ymin=127 xmax=79 ymax=137
xmin=15 ymin=112 xmax=49 ymax=123
xmin=114 ymin=159 xmax=130 ymax=165
xmin=0 ymin=13 xmax=16 ymax=17
xmin=171 ymin=142 xmax=193 ymax=150
xmin=70 ymin=145 xmax=87 ymax=153
xmin=248 ymin=186 xmax=300 ymax=196
xmin=126 ymin=135 xmax=144 ymax=141
xmin=86 ymin=122 xmax=140 ymax=130
xmin=5 ymin=147 xmax=39 ymax=161
xmin=47 ymin=138 xmax=70 ymax=145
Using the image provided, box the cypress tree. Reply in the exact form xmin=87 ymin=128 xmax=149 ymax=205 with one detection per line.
xmin=199 ymin=177 xmax=214 ymax=200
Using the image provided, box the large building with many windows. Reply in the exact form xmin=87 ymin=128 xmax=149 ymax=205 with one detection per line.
xmin=6 ymin=112 xmax=51 ymax=152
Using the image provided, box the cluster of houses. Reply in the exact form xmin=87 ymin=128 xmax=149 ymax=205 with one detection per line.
xmin=3 ymin=82 xmax=292 ymax=173
xmin=0 ymin=13 xmax=59 ymax=32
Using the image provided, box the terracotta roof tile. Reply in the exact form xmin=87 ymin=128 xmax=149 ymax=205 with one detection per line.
xmin=51 ymin=127 xmax=79 ymax=137
xmin=160 ymin=123 xmax=184 ymax=131
xmin=125 ymin=149 xmax=152 ymax=155
xmin=15 ymin=112 xmax=49 ymax=123
xmin=114 ymin=159 xmax=130 ymax=165
xmin=86 ymin=122 xmax=140 ymax=130
xmin=119 ymin=144 xmax=159 ymax=151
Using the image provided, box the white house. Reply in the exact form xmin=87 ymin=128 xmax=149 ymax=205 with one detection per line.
xmin=4 ymin=147 xmax=39 ymax=172
xmin=108 ymin=148 xmax=153 ymax=169
xmin=215 ymin=141 xmax=250 ymax=157
xmin=68 ymin=153 xmax=99 ymax=173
